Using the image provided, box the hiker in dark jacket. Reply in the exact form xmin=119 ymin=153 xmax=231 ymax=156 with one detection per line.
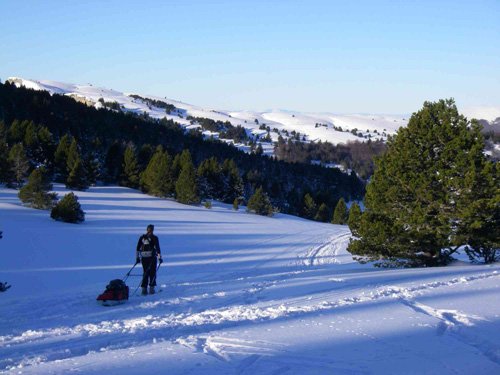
xmin=136 ymin=224 xmax=162 ymax=295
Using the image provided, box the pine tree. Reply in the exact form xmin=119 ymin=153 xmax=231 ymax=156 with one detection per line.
xmin=314 ymin=203 xmax=330 ymax=222
xmin=197 ymin=157 xmax=222 ymax=199
xmin=66 ymin=138 xmax=81 ymax=173
xmin=6 ymin=119 xmax=28 ymax=144
xmin=138 ymin=143 xmax=154 ymax=170
xmin=0 ymin=122 xmax=11 ymax=183
xmin=121 ymin=144 xmax=140 ymax=188
xmin=66 ymin=158 xmax=88 ymax=190
xmin=303 ymin=193 xmax=317 ymax=219
xmin=347 ymin=202 xmax=362 ymax=234
xmin=84 ymin=153 xmax=101 ymax=186
xmin=175 ymin=156 xmax=199 ymax=204
xmin=18 ymin=167 xmax=57 ymax=209
xmin=247 ymin=187 xmax=273 ymax=216
xmin=140 ymin=146 xmax=174 ymax=197
xmin=172 ymin=153 xmax=182 ymax=180
xmin=221 ymin=159 xmax=243 ymax=204
xmin=332 ymin=198 xmax=348 ymax=224
xmin=348 ymin=99 xmax=497 ymax=266
xmin=179 ymin=149 xmax=193 ymax=167
xmin=8 ymin=143 xmax=30 ymax=188
xmin=23 ymin=121 xmax=39 ymax=161
xmin=255 ymin=143 xmax=264 ymax=156
xmin=36 ymin=126 xmax=55 ymax=167
xmin=51 ymin=192 xmax=85 ymax=223
xmin=104 ymin=141 xmax=124 ymax=183
xmin=455 ymin=141 xmax=499 ymax=263
xmin=233 ymin=198 xmax=239 ymax=210
xmin=54 ymin=134 xmax=72 ymax=180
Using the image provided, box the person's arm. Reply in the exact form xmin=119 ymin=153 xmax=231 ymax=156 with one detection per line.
xmin=136 ymin=236 xmax=142 ymax=263
xmin=156 ymin=236 xmax=163 ymax=263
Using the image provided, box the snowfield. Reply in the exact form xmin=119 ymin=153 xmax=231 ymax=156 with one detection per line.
xmin=0 ymin=185 xmax=499 ymax=374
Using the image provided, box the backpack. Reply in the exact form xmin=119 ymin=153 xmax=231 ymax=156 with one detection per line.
xmin=106 ymin=279 xmax=127 ymax=291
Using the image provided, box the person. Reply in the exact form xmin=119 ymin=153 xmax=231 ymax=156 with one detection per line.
xmin=136 ymin=224 xmax=162 ymax=295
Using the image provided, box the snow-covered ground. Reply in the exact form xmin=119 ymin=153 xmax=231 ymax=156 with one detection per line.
xmin=0 ymin=185 xmax=499 ymax=374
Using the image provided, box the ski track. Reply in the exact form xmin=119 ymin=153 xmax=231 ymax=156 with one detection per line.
xmin=1 ymin=270 xmax=498 ymax=371
xmin=302 ymin=233 xmax=351 ymax=266
xmin=400 ymin=297 xmax=500 ymax=365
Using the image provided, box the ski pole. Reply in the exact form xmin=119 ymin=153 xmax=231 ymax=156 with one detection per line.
xmin=123 ymin=262 xmax=138 ymax=282
xmin=150 ymin=262 xmax=162 ymax=287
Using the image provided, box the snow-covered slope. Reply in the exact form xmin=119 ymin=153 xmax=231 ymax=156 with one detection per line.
xmin=0 ymin=185 xmax=499 ymax=374
xmin=6 ymin=77 xmax=406 ymax=148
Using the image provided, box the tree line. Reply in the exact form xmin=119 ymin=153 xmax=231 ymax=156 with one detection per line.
xmin=274 ymin=136 xmax=387 ymax=179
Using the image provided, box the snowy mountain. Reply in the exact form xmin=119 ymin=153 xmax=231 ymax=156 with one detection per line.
xmin=6 ymin=77 xmax=407 ymax=153
xmin=1 ymin=184 xmax=499 ymax=374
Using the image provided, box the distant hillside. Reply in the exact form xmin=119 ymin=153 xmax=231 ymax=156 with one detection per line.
xmin=6 ymin=77 xmax=407 ymax=150
xmin=0 ymin=80 xmax=365 ymax=218
xmin=5 ymin=77 xmax=498 ymax=172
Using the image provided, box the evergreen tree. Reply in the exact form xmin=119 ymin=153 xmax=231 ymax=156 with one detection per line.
xmin=66 ymin=138 xmax=81 ymax=173
xmin=221 ymin=159 xmax=244 ymax=204
xmin=255 ymin=143 xmax=264 ymax=156
xmin=314 ymin=203 xmax=330 ymax=222
xmin=18 ymin=167 xmax=57 ymax=209
xmin=36 ymin=126 xmax=56 ymax=167
xmin=175 ymin=155 xmax=200 ymax=204
xmin=8 ymin=143 xmax=29 ymax=187
xmin=197 ymin=157 xmax=222 ymax=199
xmin=6 ymin=119 xmax=28 ymax=144
xmin=179 ymin=149 xmax=193 ymax=167
xmin=84 ymin=153 xmax=101 ymax=186
xmin=303 ymin=193 xmax=317 ymax=219
xmin=332 ymin=198 xmax=348 ymax=224
xmin=347 ymin=202 xmax=362 ymax=234
xmin=0 ymin=120 xmax=5 ymax=141
xmin=172 ymin=153 xmax=182 ymax=180
xmin=140 ymin=146 xmax=174 ymax=197
xmin=54 ymin=134 xmax=72 ymax=180
xmin=51 ymin=192 xmax=85 ymax=223
xmin=104 ymin=141 xmax=124 ymax=183
xmin=233 ymin=197 xmax=239 ymax=210
xmin=0 ymin=123 xmax=11 ymax=183
xmin=348 ymin=99 xmax=497 ymax=266
xmin=23 ymin=121 xmax=39 ymax=161
xmin=456 ymin=144 xmax=499 ymax=263
xmin=247 ymin=187 xmax=273 ymax=216
xmin=66 ymin=158 xmax=88 ymax=190
xmin=121 ymin=144 xmax=140 ymax=188
xmin=138 ymin=143 xmax=154 ymax=170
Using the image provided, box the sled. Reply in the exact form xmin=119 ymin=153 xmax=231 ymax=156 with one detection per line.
xmin=0 ymin=282 xmax=11 ymax=292
xmin=96 ymin=279 xmax=129 ymax=306
xmin=96 ymin=261 xmax=162 ymax=306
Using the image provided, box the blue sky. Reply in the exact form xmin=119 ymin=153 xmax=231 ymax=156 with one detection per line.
xmin=1 ymin=0 xmax=499 ymax=113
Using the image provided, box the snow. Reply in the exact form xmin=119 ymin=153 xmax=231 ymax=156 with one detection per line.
xmin=0 ymin=184 xmax=499 ymax=374
xmin=462 ymin=106 xmax=500 ymax=122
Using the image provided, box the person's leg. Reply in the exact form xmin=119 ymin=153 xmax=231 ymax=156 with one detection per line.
xmin=149 ymin=258 xmax=157 ymax=294
xmin=141 ymin=258 xmax=150 ymax=295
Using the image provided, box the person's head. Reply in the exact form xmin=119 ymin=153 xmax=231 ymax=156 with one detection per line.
xmin=147 ymin=224 xmax=154 ymax=234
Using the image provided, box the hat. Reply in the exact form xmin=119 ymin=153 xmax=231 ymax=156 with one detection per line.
xmin=147 ymin=224 xmax=154 ymax=231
